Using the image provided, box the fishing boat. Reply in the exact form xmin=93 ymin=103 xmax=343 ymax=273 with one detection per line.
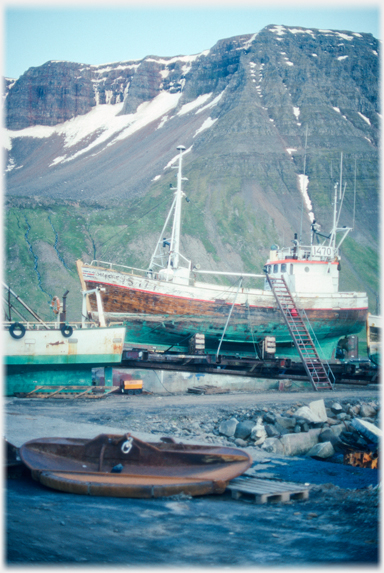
xmin=4 ymin=284 xmax=126 ymax=396
xmin=77 ymin=146 xmax=368 ymax=359
xmin=19 ymin=432 xmax=252 ymax=498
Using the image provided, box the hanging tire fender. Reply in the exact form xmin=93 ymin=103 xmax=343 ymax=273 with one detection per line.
xmin=60 ymin=324 xmax=73 ymax=338
xmin=9 ymin=322 xmax=26 ymax=339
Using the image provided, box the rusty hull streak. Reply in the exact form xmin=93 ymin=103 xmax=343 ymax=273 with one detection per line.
xmin=19 ymin=433 xmax=252 ymax=498
xmin=84 ymin=280 xmax=367 ymax=342
xmin=46 ymin=341 xmax=65 ymax=347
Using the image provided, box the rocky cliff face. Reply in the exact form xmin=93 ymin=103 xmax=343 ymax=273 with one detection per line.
xmin=3 ymin=25 xmax=380 ymax=319
xmin=6 ymin=26 xmax=379 ymax=132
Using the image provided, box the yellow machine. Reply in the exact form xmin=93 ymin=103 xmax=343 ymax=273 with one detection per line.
xmin=120 ymin=375 xmax=143 ymax=395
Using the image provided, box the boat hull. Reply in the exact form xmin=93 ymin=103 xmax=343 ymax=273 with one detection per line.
xmin=19 ymin=433 xmax=252 ymax=498
xmin=80 ymin=263 xmax=368 ymax=358
xmin=4 ymin=325 xmax=126 ymax=396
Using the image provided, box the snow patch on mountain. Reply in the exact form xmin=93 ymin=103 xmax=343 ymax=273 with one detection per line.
xmin=298 ymin=174 xmax=314 ymax=222
xmin=289 ymin=28 xmax=316 ymax=38
xmin=177 ymin=93 xmax=213 ymax=116
xmin=270 ymin=25 xmax=286 ymax=36
xmin=358 ymin=112 xmax=371 ymax=125
xmin=293 ymin=107 xmax=300 ymax=120
xmin=193 ymin=117 xmax=218 ymax=138
xmin=6 ymin=91 xmax=182 ymax=166
xmin=242 ymin=33 xmax=257 ymax=50
xmin=195 ymin=91 xmax=224 ymax=114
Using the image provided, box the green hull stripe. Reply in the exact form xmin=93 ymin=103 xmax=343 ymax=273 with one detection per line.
xmin=5 ymin=354 xmax=122 ymax=366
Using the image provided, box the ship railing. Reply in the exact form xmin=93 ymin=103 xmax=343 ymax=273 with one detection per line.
xmin=194 ymin=270 xmax=265 ymax=280
xmin=89 ymin=260 xmax=152 ymax=278
xmin=277 ymin=246 xmax=335 ymax=261
xmin=3 ymin=321 xmax=123 ymax=330
xmin=87 ymin=260 xmax=266 ymax=287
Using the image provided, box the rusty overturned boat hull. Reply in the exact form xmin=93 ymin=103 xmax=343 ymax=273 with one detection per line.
xmin=19 ymin=433 xmax=252 ymax=498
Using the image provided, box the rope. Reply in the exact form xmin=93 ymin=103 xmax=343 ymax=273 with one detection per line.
xmin=245 ymin=297 xmax=260 ymax=359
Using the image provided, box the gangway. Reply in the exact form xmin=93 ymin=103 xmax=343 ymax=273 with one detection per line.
xmin=265 ymin=274 xmax=334 ymax=391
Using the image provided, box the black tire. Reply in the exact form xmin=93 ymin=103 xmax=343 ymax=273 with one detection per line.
xmin=60 ymin=324 xmax=73 ymax=338
xmin=128 ymin=389 xmax=134 ymax=395
xmin=9 ymin=322 xmax=26 ymax=339
xmin=134 ymin=389 xmax=142 ymax=395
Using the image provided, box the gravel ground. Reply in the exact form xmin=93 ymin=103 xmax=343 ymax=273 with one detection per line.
xmin=5 ymin=386 xmax=380 ymax=567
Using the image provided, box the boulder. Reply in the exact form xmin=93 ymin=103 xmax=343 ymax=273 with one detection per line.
xmin=294 ymin=406 xmax=323 ymax=424
xmin=348 ymin=404 xmax=361 ymax=416
xmin=309 ymin=400 xmax=328 ymax=423
xmin=250 ymin=423 xmax=267 ymax=446
xmin=275 ymin=415 xmax=296 ymax=430
xmin=218 ymin=417 xmax=238 ymax=437
xmin=319 ymin=428 xmax=340 ymax=445
xmin=265 ymin=424 xmax=280 ymax=438
xmin=359 ymin=404 xmax=376 ymax=418
xmin=351 ymin=418 xmax=382 ymax=444
xmin=261 ymin=437 xmax=285 ymax=454
xmin=307 ymin=441 xmax=335 ymax=459
xmin=299 ymin=421 xmax=310 ymax=432
xmin=280 ymin=428 xmax=322 ymax=456
xmin=328 ymin=424 xmax=345 ymax=438
xmin=234 ymin=420 xmax=255 ymax=440
xmin=274 ymin=422 xmax=289 ymax=435
xmin=263 ymin=412 xmax=276 ymax=424
xmin=234 ymin=438 xmax=248 ymax=447
xmin=331 ymin=402 xmax=344 ymax=414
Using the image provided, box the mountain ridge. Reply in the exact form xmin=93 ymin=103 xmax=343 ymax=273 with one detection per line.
xmin=3 ymin=24 xmax=380 ymax=320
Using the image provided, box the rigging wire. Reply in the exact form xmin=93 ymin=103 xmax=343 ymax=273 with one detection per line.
xmin=154 ymin=370 xmax=173 ymax=394
xmin=245 ymin=297 xmax=260 ymax=359
xmin=97 ymin=194 xmax=172 ymax=259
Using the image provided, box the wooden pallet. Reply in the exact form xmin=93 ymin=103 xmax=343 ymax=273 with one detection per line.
xmin=227 ymin=477 xmax=309 ymax=504
xmin=15 ymin=386 xmax=119 ymax=399
xmin=187 ymin=385 xmax=229 ymax=395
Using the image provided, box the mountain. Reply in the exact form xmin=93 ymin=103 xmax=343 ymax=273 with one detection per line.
xmin=4 ymin=25 xmax=380 ymax=321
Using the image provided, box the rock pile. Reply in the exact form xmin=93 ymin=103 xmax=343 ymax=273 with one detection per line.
xmin=213 ymin=398 xmax=380 ymax=458
xmin=121 ymin=397 xmax=380 ymax=461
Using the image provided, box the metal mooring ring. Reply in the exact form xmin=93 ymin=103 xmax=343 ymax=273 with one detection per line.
xmin=121 ymin=438 xmax=133 ymax=454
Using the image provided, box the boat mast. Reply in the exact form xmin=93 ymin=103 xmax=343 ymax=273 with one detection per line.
xmin=148 ymin=145 xmax=187 ymax=274
xmin=329 ymin=182 xmax=339 ymax=250
xmin=328 ymin=152 xmax=352 ymax=253
xmin=168 ymin=145 xmax=186 ymax=270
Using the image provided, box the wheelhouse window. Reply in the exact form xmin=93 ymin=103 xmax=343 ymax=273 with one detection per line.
xmin=281 ymin=263 xmax=287 ymax=272
xmin=273 ymin=264 xmax=278 ymax=273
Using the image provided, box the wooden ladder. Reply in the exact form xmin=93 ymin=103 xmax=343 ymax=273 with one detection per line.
xmin=266 ymin=274 xmax=334 ymax=391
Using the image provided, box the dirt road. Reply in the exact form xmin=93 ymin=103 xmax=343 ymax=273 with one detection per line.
xmin=5 ymin=386 xmax=380 ymax=567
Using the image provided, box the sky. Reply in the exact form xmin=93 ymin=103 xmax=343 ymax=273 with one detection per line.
xmin=3 ymin=2 xmax=382 ymax=79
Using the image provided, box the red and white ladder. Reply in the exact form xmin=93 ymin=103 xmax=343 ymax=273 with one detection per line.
xmin=266 ymin=275 xmax=334 ymax=391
